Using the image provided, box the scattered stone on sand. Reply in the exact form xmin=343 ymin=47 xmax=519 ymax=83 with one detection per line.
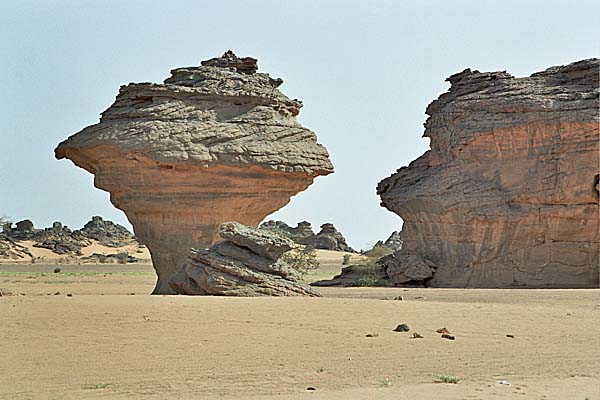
xmin=79 ymin=252 xmax=140 ymax=264
xmin=436 ymin=327 xmax=451 ymax=334
xmin=66 ymin=293 xmax=73 ymax=297
xmin=394 ymin=295 xmax=403 ymax=301
xmin=393 ymin=324 xmax=410 ymax=332
xmin=441 ymin=334 xmax=455 ymax=340
xmin=377 ymin=59 xmax=600 ymax=288
xmin=55 ymin=51 xmax=333 ymax=294
xmin=169 ymin=222 xmax=321 ymax=297
xmin=412 ymin=332 xmax=424 ymax=339
xmin=53 ymin=267 xmax=61 ymax=273
xmin=506 ymin=334 xmax=515 ymax=338
xmin=0 ymin=288 xmax=14 ymax=297
xmin=306 ymin=387 xmax=316 ymax=391
xmin=365 ymin=333 xmax=379 ymax=338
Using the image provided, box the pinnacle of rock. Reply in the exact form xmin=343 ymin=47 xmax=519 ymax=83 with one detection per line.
xmin=55 ymin=52 xmax=333 ymax=294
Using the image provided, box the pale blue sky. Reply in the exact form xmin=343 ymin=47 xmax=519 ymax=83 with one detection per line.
xmin=1 ymin=0 xmax=598 ymax=249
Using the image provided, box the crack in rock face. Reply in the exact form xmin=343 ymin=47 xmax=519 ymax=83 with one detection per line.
xmin=55 ymin=51 xmax=333 ymax=294
xmin=378 ymin=58 xmax=599 ymax=288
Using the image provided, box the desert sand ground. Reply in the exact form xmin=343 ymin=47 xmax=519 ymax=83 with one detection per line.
xmin=1 ymin=250 xmax=598 ymax=400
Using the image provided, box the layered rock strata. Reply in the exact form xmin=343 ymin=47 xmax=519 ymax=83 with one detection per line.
xmin=378 ymin=59 xmax=599 ymax=288
xmin=55 ymin=51 xmax=333 ymax=293
xmin=169 ymin=222 xmax=320 ymax=296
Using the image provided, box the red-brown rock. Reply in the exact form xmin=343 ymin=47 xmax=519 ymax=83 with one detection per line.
xmin=378 ymin=59 xmax=599 ymax=288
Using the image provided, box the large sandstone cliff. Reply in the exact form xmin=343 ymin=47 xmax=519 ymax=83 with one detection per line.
xmin=378 ymin=59 xmax=599 ymax=288
xmin=55 ymin=51 xmax=333 ymax=293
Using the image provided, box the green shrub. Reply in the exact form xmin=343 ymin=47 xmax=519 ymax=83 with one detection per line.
xmin=346 ymin=258 xmax=389 ymax=287
xmin=115 ymin=252 xmax=129 ymax=264
xmin=281 ymin=247 xmax=319 ymax=277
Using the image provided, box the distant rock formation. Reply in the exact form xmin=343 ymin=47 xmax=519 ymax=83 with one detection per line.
xmin=298 ymin=223 xmax=355 ymax=252
xmin=169 ymin=222 xmax=320 ymax=296
xmin=55 ymin=51 xmax=333 ymax=294
xmin=260 ymin=220 xmax=355 ymax=252
xmin=260 ymin=220 xmax=315 ymax=239
xmin=79 ymin=216 xmax=134 ymax=247
xmin=377 ymin=59 xmax=600 ymax=288
xmin=1 ymin=217 xmax=135 ymax=256
xmin=371 ymin=231 xmax=403 ymax=253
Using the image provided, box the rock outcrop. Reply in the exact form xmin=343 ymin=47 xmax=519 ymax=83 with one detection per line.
xmin=55 ymin=51 xmax=333 ymax=294
xmin=79 ymin=216 xmax=134 ymax=247
xmin=299 ymin=223 xmax=355 ymax=252
xmin=260 ymin=220 xmax=315 ymax=239
xmin=260 ymin=220 xmax=355 ymax=252
xmin=2 ymin=217 xmax=136 ymax=256
xmin=169 ymin=222 xmax=320 ymax=296
xmin=377 ymin=59 xmax=600 ymax=288
xmin=372 ymin=231 xmax=403 ymax=253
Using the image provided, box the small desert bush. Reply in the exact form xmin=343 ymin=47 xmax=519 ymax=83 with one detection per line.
xmin=346 ymin=258 xmax=389 ymax=287
xmin=115 ymin=252 xmax=129 ymax=264
xmin=281 ymin=247 xmax=319 ymax=277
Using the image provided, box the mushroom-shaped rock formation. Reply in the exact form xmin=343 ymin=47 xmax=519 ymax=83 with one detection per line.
xmin=377 ymin=59 xmax=599 ymax=288
xmin=55 ymin=51 xmax=333 ymax=294
xmin=169 ymin=222 xmax=320 ymax=297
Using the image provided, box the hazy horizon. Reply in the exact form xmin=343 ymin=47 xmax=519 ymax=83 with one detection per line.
xmin=1 ymin=0 xmax=598 ymax=249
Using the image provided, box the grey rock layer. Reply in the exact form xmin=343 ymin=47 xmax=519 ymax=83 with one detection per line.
xmin=169 ymin=222 xmax=320 ymax=297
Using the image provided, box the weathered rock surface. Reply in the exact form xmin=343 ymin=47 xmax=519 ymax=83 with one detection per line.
xmin=377 ymin=59 xmax=600 ymax=288
xmin=169 ymin=222 xmax=320 ymax=296
xmin=55 ymin=51 xmax=333 ymax=294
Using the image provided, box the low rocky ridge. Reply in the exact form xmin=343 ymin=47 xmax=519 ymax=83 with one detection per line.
xmin=1 ymin=217 xmax=137 ymax=258
xmin=260 ymin=220 xmax=355 ymax=252
xmin=169 ymin=222 xmax=320 ymax=297
xmin=55 ymin=51 xmax=333 ymax=294
xmin=377 ymin=59 xmax=599 ymax=288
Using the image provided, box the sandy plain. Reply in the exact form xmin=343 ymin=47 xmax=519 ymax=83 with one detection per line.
xmin=1 ymin=250 xmax=598 ymax=400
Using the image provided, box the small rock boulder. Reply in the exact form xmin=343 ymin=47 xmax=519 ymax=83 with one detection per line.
xmin=379 ymin=253 xmax=434 ymax=284
xmin=169 ymin=222 xmax=320 ymax=297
